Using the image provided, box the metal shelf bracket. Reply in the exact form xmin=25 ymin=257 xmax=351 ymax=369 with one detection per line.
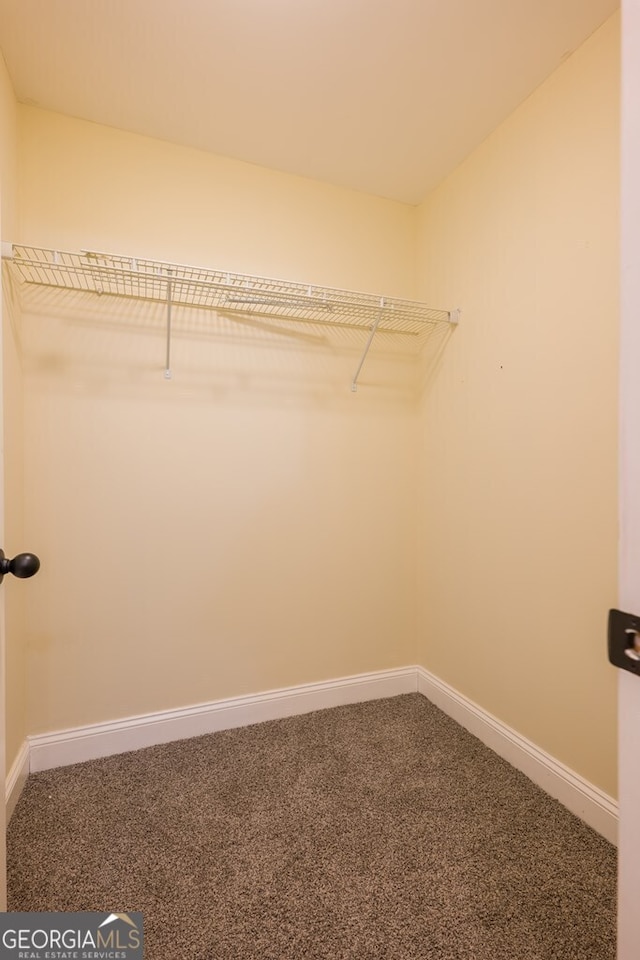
xmin=165 ymin=273 xmax=173 ymax=380
xmin=1 ymin=244 xmax=459 ymax=389
xmin=351 ymin=299 xmax=384 ymax=393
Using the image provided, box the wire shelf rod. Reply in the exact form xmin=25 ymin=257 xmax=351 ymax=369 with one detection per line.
xmin=4 ymin=244 xmax=452 ymax=323
xmin=165 ymin=273 xmax=172 ymax=380
xmin=1 ymin=244 xmax=460 ymax=386
xmin=351 ymin=302 xmax=385 ymax=393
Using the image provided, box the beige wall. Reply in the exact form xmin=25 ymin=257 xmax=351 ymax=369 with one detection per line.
xmin=3 ymin=13 xmax=620 ymax=805
xmin=416 ymin=14 xmax=619 ymax=795
xmin=18 ymin=108 xmax=417 ymax=297
xmin=0 ymin=51 xmax=27 ymax=780
xmin=18 ymin=109 xmax=420 ymax=733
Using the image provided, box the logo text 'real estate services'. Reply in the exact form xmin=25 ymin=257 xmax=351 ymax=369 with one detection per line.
xmin=0 ymin=912 xmax=143 ymax=960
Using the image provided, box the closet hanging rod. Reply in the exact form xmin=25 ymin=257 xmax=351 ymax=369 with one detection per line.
xmin=224 ymin=296 xmax=333 ymax=310
xmin=2 ymin=243 xmax=457 ymax=329
xmin=2 ymin=244 xmax=460 ymax=388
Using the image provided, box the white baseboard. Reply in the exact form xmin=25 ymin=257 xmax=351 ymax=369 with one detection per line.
xmin=20 ymin=663 xmax=618 ymax=846
xmin=6 ymin=740 xmax=29 ymax=822
xmin=28 ymin=667 xmax=418 ymax=774
xmin=416 ymin=666 xmax=618 ymax=845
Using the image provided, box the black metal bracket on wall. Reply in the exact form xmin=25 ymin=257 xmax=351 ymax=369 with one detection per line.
xmin=608 ymin=608 xmax=640 ymax=676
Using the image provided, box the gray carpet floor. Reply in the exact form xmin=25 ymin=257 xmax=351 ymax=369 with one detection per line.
xmin=8 ymin=694 xmax=616 ymax=959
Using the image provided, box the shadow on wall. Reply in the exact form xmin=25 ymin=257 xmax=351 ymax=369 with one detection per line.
xmin=10 ymin=273 xmax=456 ymax=407
xmin=416 ymin=321 xmax=457 ymax=398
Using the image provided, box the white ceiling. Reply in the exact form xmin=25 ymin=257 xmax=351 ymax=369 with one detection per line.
xmin=0 ymin=0 xmax=619 ymax=204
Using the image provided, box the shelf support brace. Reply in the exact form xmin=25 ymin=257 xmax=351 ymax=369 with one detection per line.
xmin=351 ymin=299 xmax=384 ymax=393
xmin=164 ymin=272 xmax=173 ymax=380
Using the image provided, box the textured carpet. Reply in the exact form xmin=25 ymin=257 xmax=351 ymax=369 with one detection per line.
xmin=8 ymin=694 xmax=616 ymax=959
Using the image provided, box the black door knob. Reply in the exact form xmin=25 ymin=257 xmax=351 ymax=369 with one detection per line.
xmin=0 ymin=549 xmax=40 ymax=584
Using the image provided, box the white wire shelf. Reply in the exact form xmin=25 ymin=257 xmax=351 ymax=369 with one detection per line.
xmin=2 ymin=244 xmax=459 ymax=389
